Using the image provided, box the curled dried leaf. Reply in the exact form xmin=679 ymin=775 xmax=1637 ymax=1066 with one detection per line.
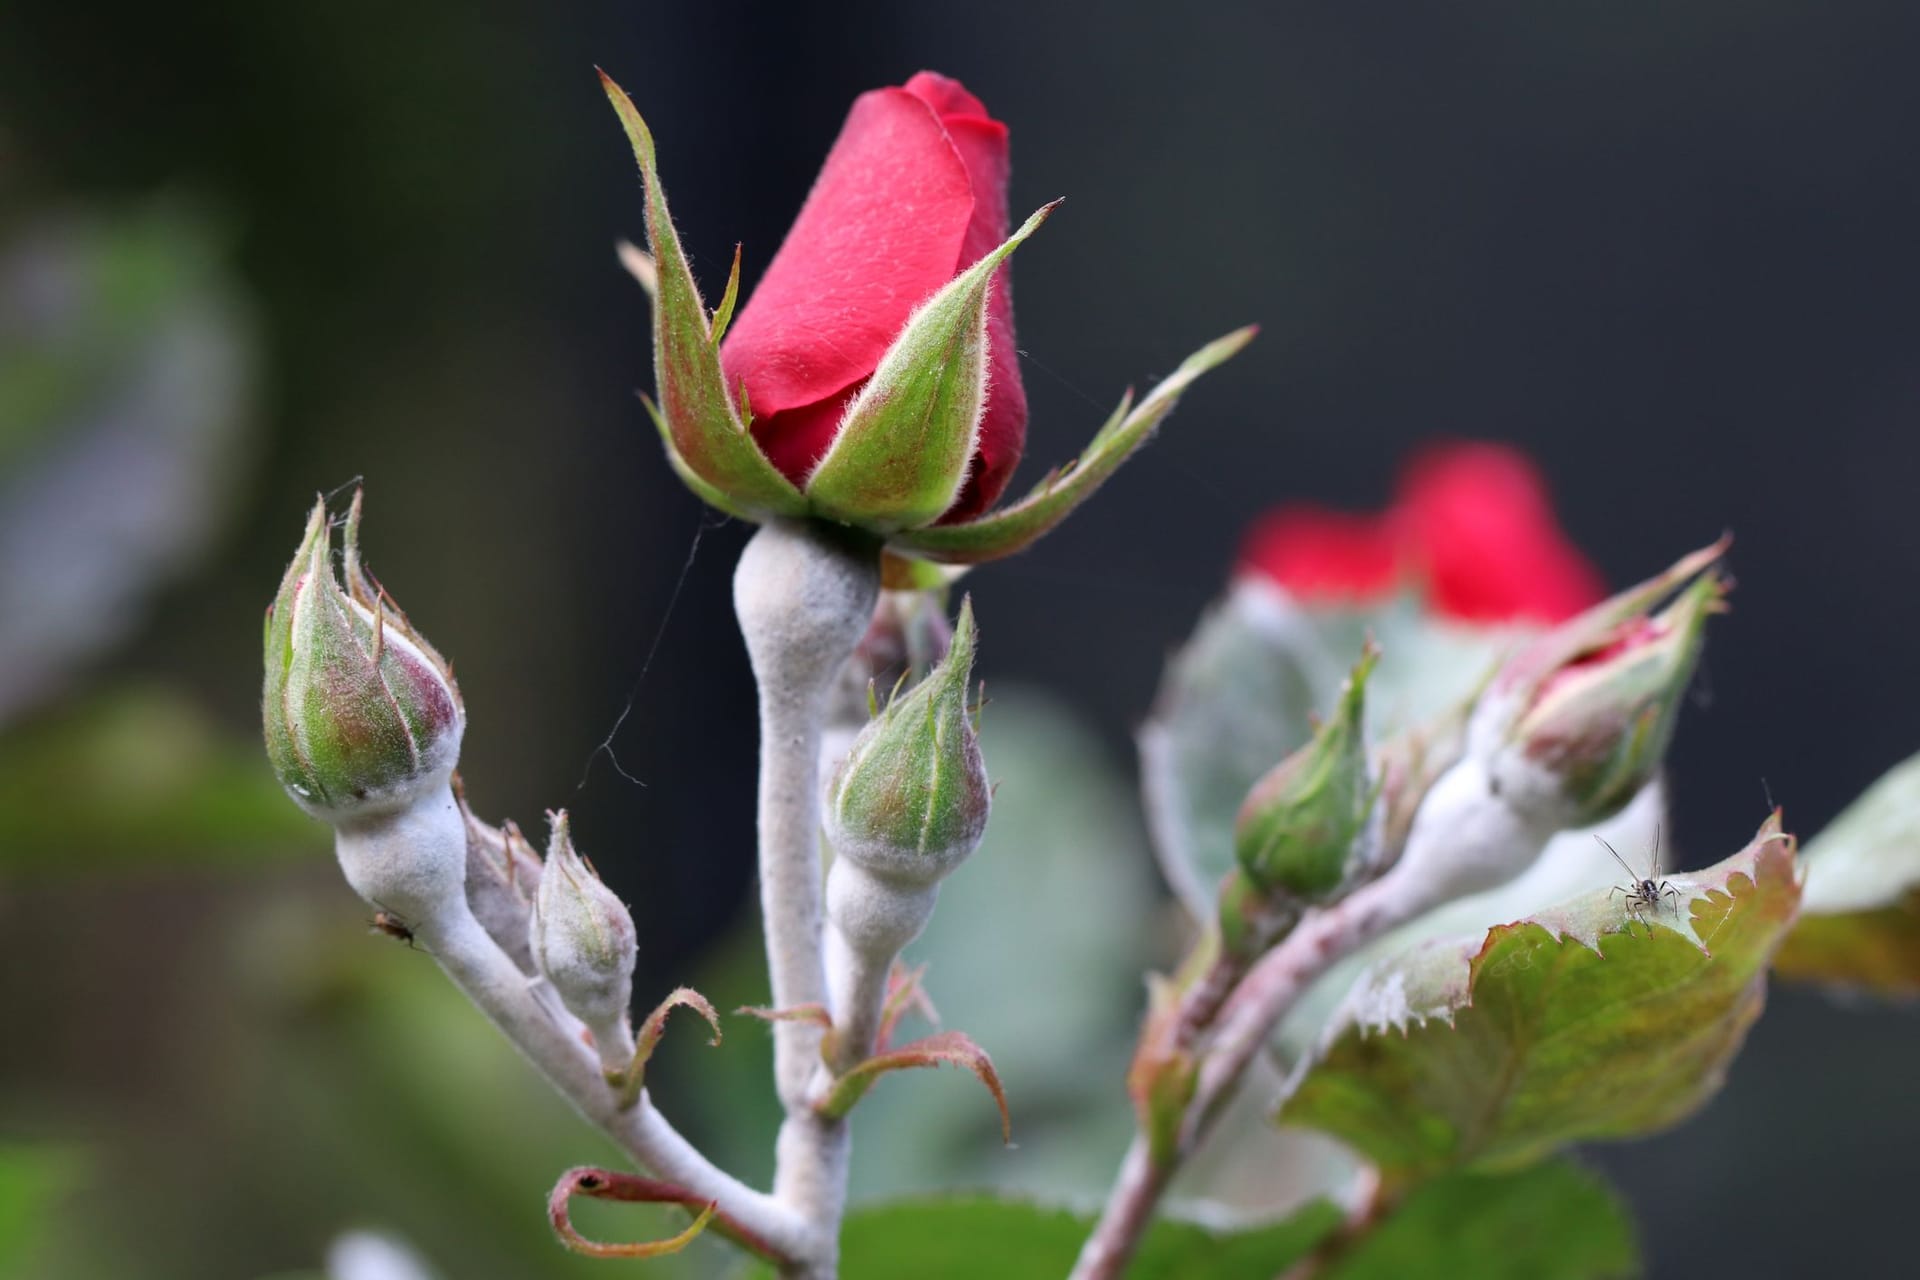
xmin=547 ymin=1166 xmax=719 ymax=1261
xmin=815 ymin=1030 xmax=1011 ymax=1144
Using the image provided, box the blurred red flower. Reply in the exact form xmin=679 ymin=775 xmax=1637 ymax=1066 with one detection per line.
xmin=719 ymin=72 xmax=1024 ymax=523
xmin=1237 ymin=441 xmax=1604 ymax=624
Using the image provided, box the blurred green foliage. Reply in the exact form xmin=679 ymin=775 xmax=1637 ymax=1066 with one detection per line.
xmin=0 ymin=687 xmax=318 ymax=872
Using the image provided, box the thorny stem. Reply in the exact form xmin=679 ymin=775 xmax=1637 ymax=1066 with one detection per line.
xmin=735 ymin=519 xmax=881 ymax=1277
xmin=1070 ymin=873 xmax=1422 ymax=1280
xmin=336 ymin=800 xmax=821 ymax=1268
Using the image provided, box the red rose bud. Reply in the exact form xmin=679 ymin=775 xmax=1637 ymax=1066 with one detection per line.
xmin=601 ymin=69 xmax=1253 ymax=561
xmin=530 ymin=811 xmax=637 ymax=1061
xmin=723 ymin=73 xmax=1028 ymax=522
xmin=1231 ymin=646 xmax=1381 ymax=906
xmin=1477 ymin=540 xmax=1729 ymax=826
xmin=1237 ymin=441 xmax=1604 ymax=625
xmin=826 ymin=596 xmax=989 ymax=888
xmin=262 ymin=495 xmax=464 ymax=820
xmin=456 ymin=780 xmax=544 ymax=974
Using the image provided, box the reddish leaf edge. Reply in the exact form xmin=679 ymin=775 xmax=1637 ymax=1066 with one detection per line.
xmin=548 ymin=1165 xmax=783 ymax=1264
xmin=616 ymin=986 xmax=723 ymax=1107
xmin=814 ymin=1030 xmax=1012 ymax=1144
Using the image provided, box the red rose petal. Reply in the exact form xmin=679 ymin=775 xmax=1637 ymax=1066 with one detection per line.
xmin=1395 ymin=442 xmax=1604 ymax=624
xmin=1238 ymin=504 xmax=1403 ymax=604
xmin=932 ymin=109 xmax=1023 ymax=522
xmin=721 ymin=86 xmax=976 ymax=482
xmin=902 ymin=70 xmax=991 ymax=120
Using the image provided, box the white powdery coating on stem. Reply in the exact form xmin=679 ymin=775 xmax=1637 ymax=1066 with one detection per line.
xmin=530 ymin=831 xmax=638 ymax=1047
xmin=334 ymin=787 xmax=822 ymax=1265
xmin=735 ymin=520 xmax=880 ymax=1101
xmin=734 ymin=519 xmax=879 ymax=1267
xmin=332 ymin=771 xmax=467 ymax=923
xmin=823 ymin=860 xmax=938 ymax=1075
xmin=1385 ymin=753 xmax=1568 ymax=915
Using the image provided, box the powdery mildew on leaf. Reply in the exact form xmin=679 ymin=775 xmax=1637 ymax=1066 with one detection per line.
xmin=1279 ymin=814 xmax=1801 ymax=1177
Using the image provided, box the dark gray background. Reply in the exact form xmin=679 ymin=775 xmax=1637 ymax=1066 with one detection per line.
xmin=5 ymin=1 xmax=1915 ymax=1274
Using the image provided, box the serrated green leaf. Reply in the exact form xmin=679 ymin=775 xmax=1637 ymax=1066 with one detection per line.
xmin=746 ymin=1195 xmax=1341 ymax=1280
xmin=599 ymin=71 xmax=806 ymax=520
xmin=806 ymin=205 xmax=1054 ymax=531
xmin=1328 ymin=1160 xmax=1637 ymax=1280
xmin=1774 ymin=750 xmax=1920 ymax=995
xmin=890 ymin=326 xmax=1256 ymax=563
xmin=1278 ymin=815 xmax=1800 ymax=1178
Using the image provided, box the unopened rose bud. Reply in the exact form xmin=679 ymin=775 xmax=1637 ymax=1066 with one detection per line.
xmin=1383 ymin=543 xmax=1728 ymax=915
xmin=262 ymin=494 xmax=464 ymax=820
xmin=826 ymin=596 xmax=989 ymax=889
xmin=1476 ymin=540 xmax=1727 ymax=828
xmin=456 ymin=780 xmax=543 ymax=973
xmin=1233 ymin=645 xmax=1380 ymax=900
xmin=530 ymin=812 xmax=636 ymax=1064
xmin=601 ymin=68 xmax=1252 ymax=563
xmin=1220 ymin=647 xmax=1381 ymax=959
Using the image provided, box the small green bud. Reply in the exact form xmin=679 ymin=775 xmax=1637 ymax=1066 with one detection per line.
xmin=529 ymin=812 xmax=637 ymax=1047
xmin=1482 ymin=541 xmax=1727 ymax=826
xmin=262 ymin=494 xmax=464 ymax=820
xmin=825 ymin=596 xmax=990 ymax=887
xmin=1232 ymin=645 xmax=1379 ymax=902
xmin=456 ymin=779 xmax=543 ymax=974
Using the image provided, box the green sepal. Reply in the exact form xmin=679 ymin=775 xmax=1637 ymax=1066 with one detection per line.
xmin=599 ymin=71 xmax=806 ymax=520
xmin=891 ymin=325 xmax=1257 ymax=563
xmin=805 ymin=204 xmax=1056 ymax=530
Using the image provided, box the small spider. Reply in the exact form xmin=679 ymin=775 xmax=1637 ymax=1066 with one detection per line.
xmin=1599 ymin=828 xmax=1681 ymax=924
xmin=369 ymin=904 xmax=419 ymax=949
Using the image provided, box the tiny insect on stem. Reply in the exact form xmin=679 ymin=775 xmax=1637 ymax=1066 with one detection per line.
xmin=368 ymin=902 xmax=421 ymax=950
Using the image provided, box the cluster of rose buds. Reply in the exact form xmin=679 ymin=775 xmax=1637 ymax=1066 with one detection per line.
xmin=262 ymin=492 xmax=660 ymax=1082
xmin=1208 ymin=536 xmax=1727 ymax=966
xmin=253 ymin=58 xmax=1753 ymax=1276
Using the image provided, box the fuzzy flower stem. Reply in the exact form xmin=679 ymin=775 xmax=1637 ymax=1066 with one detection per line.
xmin=336 ymin=788 xmax=821 ymax=1268
xmin=1074 ymin=753 xmax=1560 ymax=1280
xmin=1070 ymin=874 xmax=1413 ymax=1280
xmin=734 ymin=519 xmax=882 ymax=1276
xmin=823 ymin=865 xmax=938 ymax=1074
